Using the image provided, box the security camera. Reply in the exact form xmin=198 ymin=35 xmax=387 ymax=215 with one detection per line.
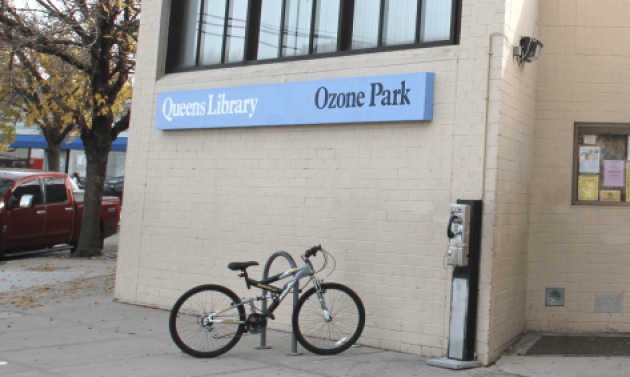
xmin=513 ymin=36 xmax=544 ymax=65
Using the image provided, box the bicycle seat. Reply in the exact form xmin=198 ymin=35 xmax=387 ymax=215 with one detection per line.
xmin=227 ymin=261 xmax=259 ymax=271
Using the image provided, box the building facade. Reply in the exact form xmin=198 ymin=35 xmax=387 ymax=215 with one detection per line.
xmin=116 ymin=0 xmax=630 ymax=364
xmin=3 ymin=122 xmax=128 ymax=178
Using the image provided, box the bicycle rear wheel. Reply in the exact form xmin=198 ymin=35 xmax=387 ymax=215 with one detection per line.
xmin=293 ymin=283 xmax=365 ymax=355
xmin=169 ymin=284 xmax=245 ymax=358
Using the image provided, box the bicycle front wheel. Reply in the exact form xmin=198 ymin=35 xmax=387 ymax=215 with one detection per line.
xmin=169 ymin=284 xmax=245 ymax=358
xmin=293 ymin=283 xmax=365 ymax=355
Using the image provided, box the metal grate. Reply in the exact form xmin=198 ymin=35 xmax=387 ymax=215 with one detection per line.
xmin=527 ymin=336 xmax=630 ymax=356
xmin=546 ymin=287 xmax=565 ymax=306
xmin=595 ymin=294 xmax=623 ymax=313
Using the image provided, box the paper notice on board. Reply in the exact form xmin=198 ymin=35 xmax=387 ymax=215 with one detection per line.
xmin=604 ymin=160 xmax=625 ymax=187
xmin=578 ymin=176 xmax=599 ymax=201
xmin=579 ymin=147 xmax=600 ymax=173
xmin=601 ymin=190 xmax=621 ymax=201
xmin=584 ymin=135 xmax=597 ymax=144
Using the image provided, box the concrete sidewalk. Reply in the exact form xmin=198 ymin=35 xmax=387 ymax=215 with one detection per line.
xmin=2 ymin=250 xmax=630 ymax=376
xmin=0 ymin=294 xmax=506 ymax=377
xmin=4 ymin=297 xmax=630 ymax=377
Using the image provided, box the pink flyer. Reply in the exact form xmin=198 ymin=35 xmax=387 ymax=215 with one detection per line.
xmin=604 ymin=160 xmax=625 ymax=187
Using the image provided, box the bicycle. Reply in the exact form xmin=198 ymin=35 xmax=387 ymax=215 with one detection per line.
xmin=169 ymin=245 xmax=366 ymax=358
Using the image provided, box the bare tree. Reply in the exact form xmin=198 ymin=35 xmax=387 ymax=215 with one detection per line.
xmin=0 ymin=0 xmax=138 ymax=257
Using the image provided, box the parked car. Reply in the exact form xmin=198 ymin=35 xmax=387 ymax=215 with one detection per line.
xmin=103 ymin=176 xmax=124 ymax=204
xmin=0 ymin=169 xmax=120 ymax=254
xmin=75 ymin=176 xmax=86 ymax=190
xmin=75 ymin=176 xmax=124 ymax=205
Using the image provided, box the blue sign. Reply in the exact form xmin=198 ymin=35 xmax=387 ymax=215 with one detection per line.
xmin=156 ymin=72 xmax=434 ymax=130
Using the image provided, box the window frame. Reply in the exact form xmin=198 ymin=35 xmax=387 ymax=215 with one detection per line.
xmin=165 ymin=0 xmax=462 ymax=73
xmin=43 ymin=177 xmax=70 ymax=206
xmin=10 ymin=178 xmax=45 ymax=208
xmin=572 ymin=123 xmax=630 ymax=206
xmin=0 ymin=178 xmax=14 ymax=199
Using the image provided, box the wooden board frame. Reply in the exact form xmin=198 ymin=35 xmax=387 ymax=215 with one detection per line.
xmin=572 ymin=122 xmax=630 ymax=206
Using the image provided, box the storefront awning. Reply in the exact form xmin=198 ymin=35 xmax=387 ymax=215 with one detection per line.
xmin=9 ymin=135 xmax=128 ymax=151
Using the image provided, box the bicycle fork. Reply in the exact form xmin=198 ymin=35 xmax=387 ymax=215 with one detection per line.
xmin=314 ymin=280 xmax=332 ymax=322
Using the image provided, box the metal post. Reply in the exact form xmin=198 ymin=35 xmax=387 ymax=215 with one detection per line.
xmin=290 ymin=277 xmax=300 ymax=356
xmin=257 ymin=298 xmax=271 ymax=349
xmin=257 ymin=251 xmax=303 ymax=356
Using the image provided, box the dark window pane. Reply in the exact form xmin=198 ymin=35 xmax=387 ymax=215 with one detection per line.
xmin=420 ymin=0 xmax=453 ymax=42
xmin=167 ymin=0 xmax=458 ymax=70
xmin=200 ymin=0 xmax=228 ymax=65
xmin=44 ymin=177 xmax=68 ymax=205
xmin=12 ymin=179 xmax=43 ymax=206
xmin=224 ymin=0 xmax=249 ymax=63
xmin=257 ymin=0 xmax=283 ymax=60
xmin=0 ymin=178 xmax=13 ymax=197
xmin=382 ymin=0 xmax=418 ymax=46
xmin=282 ymin=0 xmax=313 ymax=57
xmin=172 ymin=0 xmax=202 ymax=69
xmin=351 ymin=0 xmax=380 ymax=50
xmin=313 ymin=0 xmax=340 ymax=54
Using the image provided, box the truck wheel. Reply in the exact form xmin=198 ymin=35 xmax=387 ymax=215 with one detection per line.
xmin=69 ymin=242 xmax=78 ymax=255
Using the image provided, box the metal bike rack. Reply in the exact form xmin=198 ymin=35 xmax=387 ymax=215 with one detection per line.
xmin=257 ymin=251 xmax=303 ymax=356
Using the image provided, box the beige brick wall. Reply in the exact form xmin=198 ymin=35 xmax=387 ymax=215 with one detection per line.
xmin=116 ymin=0 xmax=509 ymax=364
xmin=116 ymin=0 xmax=630 ymax=362
xmin=527 ymin=0 xmax=630 ymax=332
xmin=486 ymin=0 xmax=539 ymax=362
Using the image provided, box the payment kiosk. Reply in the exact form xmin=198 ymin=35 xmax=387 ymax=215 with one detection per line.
xmin=428 ymin=199 xmax=483 ymax=369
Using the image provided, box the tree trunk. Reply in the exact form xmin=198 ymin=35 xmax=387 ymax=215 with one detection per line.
xmin=45 ymin=143 xmax=62 ymax=172
xmin=73 ymin=120 xmax=111 ymax=258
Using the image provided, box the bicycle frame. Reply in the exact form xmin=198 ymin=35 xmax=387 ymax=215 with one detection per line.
xmin=204 ymin=263 xmax=315 ymax=325
xmin=170 ymin=246 xmax=364 ymax=358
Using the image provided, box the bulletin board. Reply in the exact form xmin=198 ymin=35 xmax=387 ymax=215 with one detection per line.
xmin=573 ymin=124 xmax=630 ymax=205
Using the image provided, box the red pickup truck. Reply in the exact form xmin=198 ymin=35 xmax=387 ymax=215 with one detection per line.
xmin=0 ymin=170 xmax=120 ymax=254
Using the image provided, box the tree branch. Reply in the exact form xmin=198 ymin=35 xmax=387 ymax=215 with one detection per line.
xmin=111 ymin=110 xmax=130 ymax=140
xmin=0 ymin=8 xmax=94 ymax=74
xmin=48 ymin=120 xmax=76 ymax=145
xmin=34 ymin=0 xmax=90 ymax=43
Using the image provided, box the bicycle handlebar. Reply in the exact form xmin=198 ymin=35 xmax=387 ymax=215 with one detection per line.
xmin=304 ymin=245 xmax=322 ymax=259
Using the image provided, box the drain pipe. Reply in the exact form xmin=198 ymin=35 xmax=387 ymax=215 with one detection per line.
xmin=481 ymin=32 xmax=504 ymax=201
